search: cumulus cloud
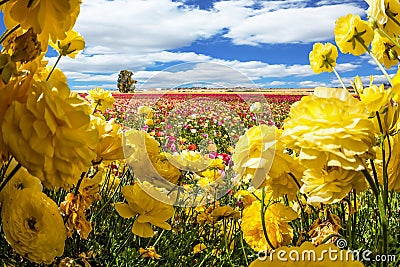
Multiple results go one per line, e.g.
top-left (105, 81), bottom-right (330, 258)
top-left (46, 0), bottom-right (368, 90)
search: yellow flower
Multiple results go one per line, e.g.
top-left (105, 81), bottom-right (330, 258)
top-left (151, 154), bottom-right (182, 184)
top-left (300, 167), bottom-right (367, 204)
top-left (90, 115), bottom-right (125, 163)
top-left (145, 118), bottom-right (154, 126)
top-left (168, 150), bottom-right (211, 172)
top-left (371, 31), bottom-right (400, 69)
top-left (193, 243), bottom-right (207, 254)
top-left (249, 242), bottom-right (364, 266)
top-left (50, 30), bottom-right (85, 59)
top-left (232, 125), bottom-right (276, 186)
top-left (367, 0), bottom-right (400, 37)
top-left (334, 14), bottom-right (374, 56)
top-left (282, 87), bottom-right (376, 171)
top-left (241, 202), bottom-right (298, 252)
top-left (210, 206), bottom-right (240, 221)
top-left (6, 28), bottom-right (42, 64)
top-left (139, 246), bottom-right (161, 260)
top-left (261, 128), bottom-right (304, 200)
top-left (114, 184), bottom-right (174, 238)
top-left (234, 189), bottom-right (258, 207)
top-left (138, 105), bottom-right (153, 116)
top-left (87, 87), bottom-right (115, 113)
top-left (0, 159), bottom-right (43, 206)
top-left (1, 188), bottom-right (66, 264)
top-left (3, 0), bottom-right (81, 50)
top-left (373, 102), bottom-right (399, 135)
top-left (359, 83), bottom-right (391, 113)
top-left (2, 76), bottom-right (98, 189)
top-left (309, 42), bottom-right (338, 74)
top-left (250, 102), bottom-right (263, 113)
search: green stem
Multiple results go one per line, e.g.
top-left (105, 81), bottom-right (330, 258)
top-left (0, 163), bottom-right (21, 193)
top-left (260, 187), bottom-right (275, 250)
top-left (46, 54), bottom-right (63, 81)
top-left (369, 159), bottom-right (380, 189)
top-left (0, 24), bottom-right (20, 44)
top-left (351, 189), bottom-right (357, 249)
top-left (361, 169), bottom-right (380, 200)
top-left (356, 36), bottom-right (392, 85)
top-left (376, 112), bottom-right (388, 212)
top-left (332, 66), bottom-right (348, 91)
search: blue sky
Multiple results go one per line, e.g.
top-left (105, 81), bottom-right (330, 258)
top-left (1, 0), bottom-right (396, 90)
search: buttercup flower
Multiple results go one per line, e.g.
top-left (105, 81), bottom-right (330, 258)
top-left (281, 87), bottom-right (376, 171)
top-left (249, 242), bottom-right (364, 266)
top-left (2, 76), bottom-right (98, 189)
top-left (50, 30), bottom-right (85, 58)
top-left (114, 184), bottom-right (174, 238)
top-left (91, 114), bottom-right (125, 163)
top-left (300, 167), bottom-right (367, 204)
top-left (261, 128), bottom-right (304, 200)
top-left (0, 159), bottom-right (43, 205)
top-left (1, 188), bottom-right (66, 264)
top-left (232, 124), bottom-right (276, 186)
top-left (241, 202), bottom-right (298, 252)
top-left (334, 14), bottom-right (374, 56)
top-left (366, 0), bottom-right (400, 37)
top-left (7, 28), bottom-right (42, 64)
top-left (391, 65), bottom-right (400, 101)
top-left (2, 0), bottom-right (81, 50)
top-left (358, 82), bottom-right (392, 113)
top-left (168, 150), bottom-right (211, 172)
top-left (371, 31), bottom-right (400, 69)
top-left (139, 246), bottom-right (161, 260)
top-left (87, 87), bottom-right (115, 113)
top-left (309, 42), bottom-right (338, 74)
top-left (151, 153), bottom-right (182, 184)
top-left (193, 243), bottom-right (207, 254)
top-left (210, 206), bottom-right (240, 221)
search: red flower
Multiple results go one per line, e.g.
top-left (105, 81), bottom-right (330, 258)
top-left (188, 144), bottom-right (197, 151)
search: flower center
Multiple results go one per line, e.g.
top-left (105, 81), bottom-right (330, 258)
top-left (27, 217), bottom-right (37, 231)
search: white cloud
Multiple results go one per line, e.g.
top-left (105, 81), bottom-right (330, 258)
top-left (299, 80), bottom-right (328, 87)
top-left (47, 0), bottom-right (368, 90)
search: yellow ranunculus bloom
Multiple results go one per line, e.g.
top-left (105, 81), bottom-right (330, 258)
top-left (193, 243), bottom-right (207, 254)
top-left (309, 42), bottom-right (338, 74)
top-left (2, 77), bottom-right (98, 189)
top-left (139, 246), bottom-right (161, 260)
top-left (359, 84), bottom-right (392, 113)
top-left (2, 0), bottom-right (81, 51)
top-left (0, 159), bottom-right (43, 206)
top-left (1, 188), bottom-right (66, 264)
top-left (151, 154), bottom-right (182, 184)
top-left (90, 115), bottom-right (125, 163)
top-left (367, 0), bottom-right (400, 37)
top-left (114, 184), bottom-right (174, 238)
top-left (232, 124), bottom-right (276, 186)
top-left (51, 30), bottom-right (85, 59)
top-left (334, 14), bottom-right (374, 56)
top-left (168, 150), bottom-right (211, 172)
top-left (282, 87), bottom-right (376, 171)
top-left (261, 128), bottom-right (304, 200)
top-left (241, 202), bottom-right (298, 252)
top-left (249, 242), bottom-right (364, 266)
top-left (87, 87), bottom-right (115, 113)
top-left (371, 31), bottom-right (400, 69)
top-left (300, 167), bottom-right (367, 204)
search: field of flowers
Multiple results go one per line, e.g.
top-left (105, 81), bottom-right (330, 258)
top-left (1, 0), bottom-right (400, 267)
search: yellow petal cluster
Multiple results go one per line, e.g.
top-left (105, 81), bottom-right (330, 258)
top-left (2, 0), bottom-right (81, 50)
top-left (334, 14), bottom-right (374, 56)
top-left (1, 188), bottom-right (66, 264)
top-left (300, 167), bottom-right (367, 204)
top-left (50, 30), bottom-right (85, 59)
top-left (309, 42), bottom-right (338, 74)
top-left (2, 76), bottom-right (98, 189)
top-left (366, 0), bottom-right (400, 37)
top-left (232, 124), bottom-right (276, 186)
top-left (371, 32), bottom-right (400, 69)
top-left (249, 242), bottom-right (364, 267)
top-left (87, 87), bottom-right (115, 113)
top-left (262, 128), bottom-right (304, 200)
top-left (114, 184), bottom-right (174, 238)
top-left (241, 202), bottom-right (298, 252)
top-left (282, 87), bottom-right (376, 171)
top-left (0, 159), bottom-right (43, 205)
top-left (91, 115), bottom-right (125, 163)
top-left (139, 246), bottom-right (161, 260)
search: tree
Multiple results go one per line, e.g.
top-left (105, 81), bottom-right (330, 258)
top-left (117, 70), bottom-right (137, 93)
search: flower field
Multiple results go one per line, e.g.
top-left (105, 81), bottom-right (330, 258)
top-left (1, 0), bottom-right (400, 267)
